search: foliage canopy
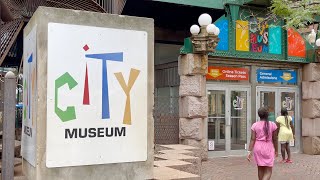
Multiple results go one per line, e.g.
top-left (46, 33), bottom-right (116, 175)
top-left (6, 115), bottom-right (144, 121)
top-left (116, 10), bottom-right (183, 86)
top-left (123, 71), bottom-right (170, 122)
top-left (271, 0), bottom-right (320, 28)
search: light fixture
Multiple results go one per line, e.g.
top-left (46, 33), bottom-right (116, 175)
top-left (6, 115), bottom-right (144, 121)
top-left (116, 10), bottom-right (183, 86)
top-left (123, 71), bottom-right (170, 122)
top-left (308, 29), bottom-right (316, 44)
top-left (316, 38), bottom-right (320, 47)
top-left (198, 13), bottom-right (212, 27)
top-left (213, 27), bottom-right (220, 36)
top-left (189, 14), bottom-right (220, 54)
top-left (190, 25), bottom-right (200, 35)
top-left (206, 24), bottom-right (220, 36)
top-left (206, 24), bottom-right (216, 34)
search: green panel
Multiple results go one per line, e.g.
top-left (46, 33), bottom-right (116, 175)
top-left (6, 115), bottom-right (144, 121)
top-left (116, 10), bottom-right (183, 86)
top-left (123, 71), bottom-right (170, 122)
top-left (152, 0), bottom-right (253, 9)
top-left (180, 38), bottom-right (192, 54)
top-left (180, 37), bottom-right (308, 63)
top-left (180, 4), bottom-right (312, 63)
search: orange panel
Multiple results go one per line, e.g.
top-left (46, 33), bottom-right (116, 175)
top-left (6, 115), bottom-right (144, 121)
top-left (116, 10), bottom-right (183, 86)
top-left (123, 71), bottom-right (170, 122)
top-left (207, 66), bottom-right (249, 81)
top-left (288, 28), bottom-right (306, 58)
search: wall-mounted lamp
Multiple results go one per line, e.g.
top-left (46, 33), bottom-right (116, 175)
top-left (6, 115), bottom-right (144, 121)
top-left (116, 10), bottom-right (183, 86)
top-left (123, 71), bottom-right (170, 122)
top-left (190, 13), bottom-right (220, 54)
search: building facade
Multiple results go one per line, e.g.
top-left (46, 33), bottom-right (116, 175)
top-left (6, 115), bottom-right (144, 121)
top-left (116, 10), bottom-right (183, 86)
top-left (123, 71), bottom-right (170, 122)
top-left (2, 0), bottom-right (319, 157)
top-left (180, 3), bottom-right (310, 156)
top-left (122, 0), bottom-right (320, 157)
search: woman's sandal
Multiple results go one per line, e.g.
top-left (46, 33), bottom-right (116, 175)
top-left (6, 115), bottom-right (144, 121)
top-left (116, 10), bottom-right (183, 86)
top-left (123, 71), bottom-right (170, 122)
top-left (286, 159), bottom-right (293, 163)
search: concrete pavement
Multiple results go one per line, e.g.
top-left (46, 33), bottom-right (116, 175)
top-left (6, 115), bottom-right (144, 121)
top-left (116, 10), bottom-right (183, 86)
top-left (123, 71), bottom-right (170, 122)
top-left (202, 153), bottom-right (320, 180)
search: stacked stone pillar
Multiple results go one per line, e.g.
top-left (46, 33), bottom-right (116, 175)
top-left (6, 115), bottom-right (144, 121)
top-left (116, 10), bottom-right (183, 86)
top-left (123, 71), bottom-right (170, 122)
top-left (302, 63), bottom-right (320, 155)
top-left (178, 54), bottom-right (208, 160)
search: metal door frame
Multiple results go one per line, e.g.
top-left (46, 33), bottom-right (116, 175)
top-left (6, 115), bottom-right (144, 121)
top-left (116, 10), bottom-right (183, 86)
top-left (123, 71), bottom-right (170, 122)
top-left (207, 84), bottom-right (251, 157)
top-left (256, 86), bottom-right (301, 153)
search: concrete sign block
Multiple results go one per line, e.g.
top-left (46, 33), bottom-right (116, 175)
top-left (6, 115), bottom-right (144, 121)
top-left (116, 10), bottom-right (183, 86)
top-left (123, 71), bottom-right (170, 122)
top-left (22, 6), bottom-right (154, 180)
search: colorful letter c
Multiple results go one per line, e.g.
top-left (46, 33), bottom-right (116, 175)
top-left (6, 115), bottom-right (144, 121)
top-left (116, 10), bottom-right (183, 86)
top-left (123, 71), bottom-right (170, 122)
top-left (55, 72), bottom-right (78, 122)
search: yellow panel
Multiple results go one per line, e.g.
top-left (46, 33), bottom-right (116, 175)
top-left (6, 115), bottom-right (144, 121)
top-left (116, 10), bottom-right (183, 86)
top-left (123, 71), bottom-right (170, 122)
top-left (236, 20), bottom-right (249, 51)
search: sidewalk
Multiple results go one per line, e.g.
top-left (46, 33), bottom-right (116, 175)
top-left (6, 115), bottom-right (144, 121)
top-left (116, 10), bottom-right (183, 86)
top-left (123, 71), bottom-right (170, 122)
top-left (202, 153), bottom-right (320, 180)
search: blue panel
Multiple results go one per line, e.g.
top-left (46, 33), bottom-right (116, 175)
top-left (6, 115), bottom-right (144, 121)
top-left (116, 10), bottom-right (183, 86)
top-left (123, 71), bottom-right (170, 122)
top-left (257, 69), bottom-right (297, 83)
top-left (268, 26), bottom-right (282, 54)
top-left (216, 20), bottom-right (229, 51)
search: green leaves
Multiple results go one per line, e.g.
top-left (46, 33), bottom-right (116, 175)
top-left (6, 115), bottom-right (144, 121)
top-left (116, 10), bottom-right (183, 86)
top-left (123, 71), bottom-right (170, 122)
top-left (271, 0), bottom-right (320, 28)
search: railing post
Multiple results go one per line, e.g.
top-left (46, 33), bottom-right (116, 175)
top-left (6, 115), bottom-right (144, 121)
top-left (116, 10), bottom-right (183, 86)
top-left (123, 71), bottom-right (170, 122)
top-left (2, 71), bottom-right (16, 180)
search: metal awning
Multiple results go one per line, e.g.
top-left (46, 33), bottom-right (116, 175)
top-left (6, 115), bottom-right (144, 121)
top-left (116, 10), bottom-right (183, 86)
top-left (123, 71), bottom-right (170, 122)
top-left (0, 19), bottom-right (24, 65)
top-left (0, 0), bottom-right (107, 66)
top-left (3, 0), bottom-right (105, 19)
top-left (151, 0), bottom-right (255, 9)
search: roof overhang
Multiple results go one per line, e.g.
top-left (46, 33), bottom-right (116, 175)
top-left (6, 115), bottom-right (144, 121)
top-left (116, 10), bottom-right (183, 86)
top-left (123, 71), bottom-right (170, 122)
top-left (150, 0), bottom-right (255, 9)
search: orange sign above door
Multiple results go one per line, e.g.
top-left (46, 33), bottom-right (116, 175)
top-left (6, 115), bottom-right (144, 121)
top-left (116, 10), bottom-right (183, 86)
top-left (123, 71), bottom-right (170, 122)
top-left (206, 66), bottom-right (249, 81)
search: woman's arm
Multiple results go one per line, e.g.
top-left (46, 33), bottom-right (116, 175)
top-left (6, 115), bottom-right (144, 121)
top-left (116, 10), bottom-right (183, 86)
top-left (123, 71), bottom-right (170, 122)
top-left (247, 130), bottom-right (256, 162)
top-left (272, 128), bottom-right (278, 156)
top-left (248, 130), bottom-right (256, 151)
top-left (290, 120), bottom-right (295, 138)
top-left (276, 122), bottom-right (280, 135)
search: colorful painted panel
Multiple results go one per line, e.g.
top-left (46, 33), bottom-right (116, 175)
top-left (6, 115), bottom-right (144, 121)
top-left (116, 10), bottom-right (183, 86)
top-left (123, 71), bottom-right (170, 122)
top-left (216, 19), bottom-right (229, 51)
top-left (236, 20), bottom-right (249, 51)
top-left (235, 15), bottom-right (284, 55)
top-left (249, 17), bottom-right (268, 53)
top-left (288, 28), bottom-right (306, 58)
top-left (269, 26), bottom-right (282, 54)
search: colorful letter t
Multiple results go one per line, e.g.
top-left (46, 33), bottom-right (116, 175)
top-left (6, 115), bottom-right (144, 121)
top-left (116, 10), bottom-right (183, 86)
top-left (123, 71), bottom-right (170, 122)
top-left (85, 53), bottom-right (123, 119)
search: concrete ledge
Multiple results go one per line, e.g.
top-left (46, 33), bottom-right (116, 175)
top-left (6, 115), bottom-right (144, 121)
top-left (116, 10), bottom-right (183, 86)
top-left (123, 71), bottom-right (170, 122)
top-left (153, 166), bottom-right (200, 180)
top-left (181, 139), bottom-right (208, 161)
top-left (153, 144), bottom-right (201, 180)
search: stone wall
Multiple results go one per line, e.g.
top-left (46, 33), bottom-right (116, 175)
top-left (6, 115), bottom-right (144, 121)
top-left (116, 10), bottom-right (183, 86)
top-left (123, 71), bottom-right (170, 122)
top-left (178, 54), bottom-right (208, 160)
top-left (302, 63), bottom-right (320, 155)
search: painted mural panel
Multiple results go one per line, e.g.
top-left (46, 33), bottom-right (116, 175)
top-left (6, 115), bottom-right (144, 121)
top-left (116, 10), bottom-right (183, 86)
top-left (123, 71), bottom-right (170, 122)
top-left (236, 20), bottom-right (249, 51)
top-left (216, 19), bottom-right (229, 51)
top-left (249, 17), bottom-right (268, 53)
top-left (269, 26), bottom-right (282, 54)
top-left (288, 28), bottom-right (306, 58)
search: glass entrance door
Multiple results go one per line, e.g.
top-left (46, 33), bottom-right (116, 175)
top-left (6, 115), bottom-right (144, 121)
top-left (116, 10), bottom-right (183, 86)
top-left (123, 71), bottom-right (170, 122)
top-left (207, 86), bottom-right (251, 156)
top-left (256, 87), bottom-right (300, 152)
top-left (208, 90), bottom-right (226, 151)
top-left (230, 90), bottom-right (249, 150)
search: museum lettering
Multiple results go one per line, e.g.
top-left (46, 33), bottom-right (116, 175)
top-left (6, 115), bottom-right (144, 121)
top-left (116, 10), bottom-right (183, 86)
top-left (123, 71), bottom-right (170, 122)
top-left (65, 127), bottom-right (126, 139)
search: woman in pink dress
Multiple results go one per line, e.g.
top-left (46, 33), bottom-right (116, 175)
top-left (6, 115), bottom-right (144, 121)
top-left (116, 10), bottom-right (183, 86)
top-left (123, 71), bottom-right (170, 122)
top-left (247, 107), bottom-right (278, 180)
